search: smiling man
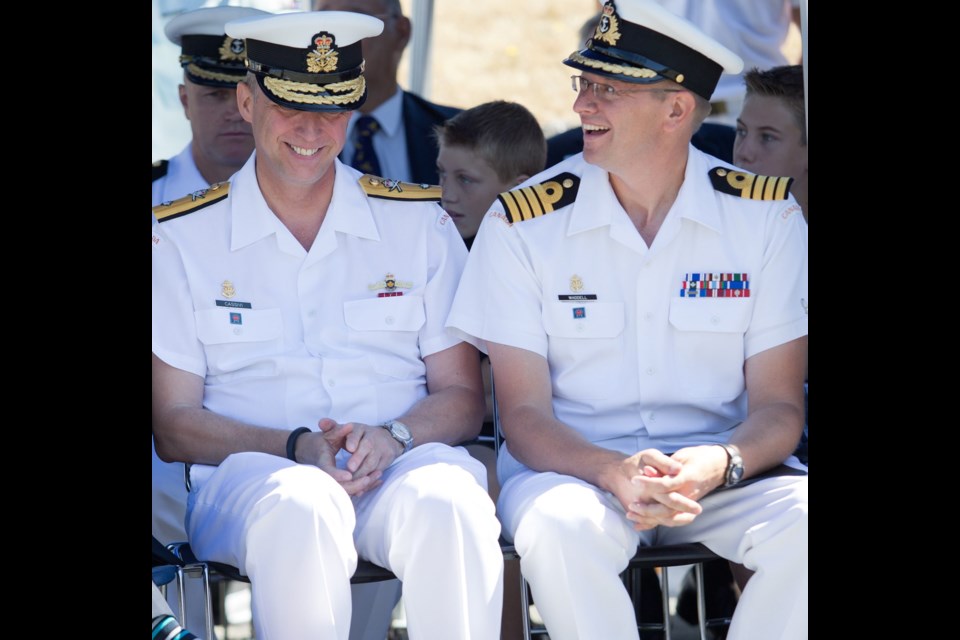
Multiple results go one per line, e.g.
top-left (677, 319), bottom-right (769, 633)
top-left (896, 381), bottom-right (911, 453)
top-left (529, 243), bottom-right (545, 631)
top-left (446, 1), bottom-right (808, 639)
top-left (152, 10), bottom-right (504, 640)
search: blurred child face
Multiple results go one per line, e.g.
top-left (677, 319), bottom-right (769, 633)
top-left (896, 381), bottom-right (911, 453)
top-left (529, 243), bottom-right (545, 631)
top-left (437, 144), bottom-right (524, 241)
top-left (733, 95), bottom-right (807, 183)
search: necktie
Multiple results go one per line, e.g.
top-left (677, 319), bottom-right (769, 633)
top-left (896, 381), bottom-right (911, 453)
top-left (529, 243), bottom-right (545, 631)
top-left (351, 115), bottom-right (382, 176)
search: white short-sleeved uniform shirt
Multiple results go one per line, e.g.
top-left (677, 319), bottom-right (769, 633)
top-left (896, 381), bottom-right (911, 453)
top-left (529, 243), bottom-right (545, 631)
top-left (446, 149), bottom-right (808, 482)
top-left (153, 153), bottom-right (469, 444)
top-left (152, 143), bottom-right (208, 206)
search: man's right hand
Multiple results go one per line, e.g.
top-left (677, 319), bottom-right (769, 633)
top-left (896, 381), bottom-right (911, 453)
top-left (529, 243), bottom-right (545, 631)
top-left (294, 418), bottom-right (383, 497)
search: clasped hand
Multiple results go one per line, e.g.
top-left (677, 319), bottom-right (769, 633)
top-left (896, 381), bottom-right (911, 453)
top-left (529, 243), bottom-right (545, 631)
top-left (297, 418), bottom-right (403, 497)
top-left (608, 446), bottom-right (727, 531)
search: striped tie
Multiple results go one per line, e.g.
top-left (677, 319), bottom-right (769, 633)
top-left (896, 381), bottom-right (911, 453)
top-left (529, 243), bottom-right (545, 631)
top-left (350, 114), bottom-right (382, 176)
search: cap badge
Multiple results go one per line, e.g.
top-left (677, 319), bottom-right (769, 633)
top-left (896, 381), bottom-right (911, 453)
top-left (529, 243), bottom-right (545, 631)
top-left (219, 36), bottom-right (246, 62)
top-left (307, 32), bottom-right (339, 73)
top-left (595, 1), bottom-right (622, 46)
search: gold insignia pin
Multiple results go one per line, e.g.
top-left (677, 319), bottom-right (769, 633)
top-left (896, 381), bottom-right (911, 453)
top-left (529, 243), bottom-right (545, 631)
top-left (221, 280), bottom-right (236, 299)
top-left (219, 36), bottom-right (246, 62)
top-left (570, 275), bottom-right (584, 293)
top-left (368, 273), bottom-right (413, 291)
top-left (595, 1), bottom-right (622, 46)
top-left (307, 32), bottom-right (339, 73)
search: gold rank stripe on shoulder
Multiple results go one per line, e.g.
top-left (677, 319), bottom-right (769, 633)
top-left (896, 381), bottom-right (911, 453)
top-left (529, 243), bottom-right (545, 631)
top-left (708, 167), bottom-right (793, 201)
top-left (153, 182), bottom-right (230, 223)
top-left (498, 172), bottom-right (580, 223)
top-left (359, 175), bottom-right (441, 201)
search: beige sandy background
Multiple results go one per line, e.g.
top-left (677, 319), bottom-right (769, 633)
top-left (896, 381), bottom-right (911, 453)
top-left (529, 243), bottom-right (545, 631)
top-left (153, 0), bottom-right (802, 160)
top-left (397, 0), bottom-right (801, 139)
top-left (398, 0), bottom-right (600, 139)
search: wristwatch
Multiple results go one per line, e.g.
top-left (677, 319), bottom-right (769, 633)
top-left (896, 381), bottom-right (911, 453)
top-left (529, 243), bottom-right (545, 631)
top-left (382, 420), bottom-right (414, 454)
top-left (718, 443), bottom-right (744, 487)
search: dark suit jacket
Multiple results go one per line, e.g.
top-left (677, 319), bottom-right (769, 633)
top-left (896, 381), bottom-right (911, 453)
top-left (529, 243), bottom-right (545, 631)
top-left (401, 90), bottom-right (461, 185)
top-left (545, 121), bottom-right (737, 169)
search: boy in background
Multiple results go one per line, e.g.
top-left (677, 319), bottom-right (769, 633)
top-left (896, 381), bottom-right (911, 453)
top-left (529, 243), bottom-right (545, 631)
top-left (435, 101), bottom-right (547, 249)
top-left (434, 100), bottom-right (547, 640)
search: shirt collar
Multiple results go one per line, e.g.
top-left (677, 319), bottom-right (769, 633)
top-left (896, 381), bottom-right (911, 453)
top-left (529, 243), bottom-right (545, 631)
top-left (229, 155), bottom-right (381, 254)
top-left (567, 159), bottom-right (623, 235)
top-left (325, 161), bottom-right (381, 241)
top-left (566, 146), bottom-right (724, 238)
top-left (672, 146), bottom-right (722, 233)
top-left (229, 152), bottom-right (276, 252)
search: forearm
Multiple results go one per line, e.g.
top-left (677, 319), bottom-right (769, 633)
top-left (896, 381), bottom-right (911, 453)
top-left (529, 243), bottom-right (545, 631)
top-left (153, 405), bottom-right (290, 466)
top-left (502, 404), bottom-right (625, 488)
top-left (729, 400), bottom-right (805, 479)
top-left (395, 382), bottom-right (485, 447)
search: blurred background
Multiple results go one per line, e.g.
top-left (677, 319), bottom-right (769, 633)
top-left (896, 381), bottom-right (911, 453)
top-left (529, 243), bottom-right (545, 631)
top-left (153, 1), bottom-right (802, 162)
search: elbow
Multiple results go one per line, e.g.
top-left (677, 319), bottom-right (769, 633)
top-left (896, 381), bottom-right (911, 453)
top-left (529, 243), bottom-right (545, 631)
top-left (153, 433), bottom-right (177, 463)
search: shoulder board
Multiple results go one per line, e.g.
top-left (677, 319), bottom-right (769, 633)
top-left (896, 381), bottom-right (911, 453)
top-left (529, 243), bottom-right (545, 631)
top-left (708, 167), bottom-right (793, 201)
top-left (153, 182), bottom-right (230, 224)
top-left (359, 175), bottom-right (441, 202)
top-left (152, 159), bottom-right (169, 182)
top-left (497, 172), bottom-right (580, 224)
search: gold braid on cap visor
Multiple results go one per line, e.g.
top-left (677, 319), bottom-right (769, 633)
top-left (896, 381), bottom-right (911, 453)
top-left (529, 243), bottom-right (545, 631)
top-left (567, 51), bottom-right (659, 79)
top-left (186, 62), bottom-right (246, 84)
top-left (263, 75), bottom-right (366, 105)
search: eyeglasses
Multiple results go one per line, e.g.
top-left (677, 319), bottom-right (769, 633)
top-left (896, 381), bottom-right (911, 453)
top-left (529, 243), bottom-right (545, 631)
top-left (570, 75), bottom-right (683, 101)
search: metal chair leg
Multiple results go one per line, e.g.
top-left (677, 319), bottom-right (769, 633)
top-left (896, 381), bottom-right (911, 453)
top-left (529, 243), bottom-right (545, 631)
top-left (179, 562), bottom-right (215, 640)
top-left (660, 566), bottom-right (672, 640)
top-left (520, 576), bottom-right (532, 640)
top-left (695, 563), bottom-right (708, 640)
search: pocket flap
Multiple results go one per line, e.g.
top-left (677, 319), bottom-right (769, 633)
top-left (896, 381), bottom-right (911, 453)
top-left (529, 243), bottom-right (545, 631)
top-left (195, 308), bottom-right (282, 344)
top-left (668, 298), bottom-right (751, 333)
top-left (343, 296), bottom-right (426, 331)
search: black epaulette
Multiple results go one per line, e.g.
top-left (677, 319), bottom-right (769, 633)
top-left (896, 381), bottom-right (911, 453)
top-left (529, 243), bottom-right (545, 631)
top-left (153, 182), bottom-right (230, 224)
top-left (152, 159), bottom-right (169, 182)
top-left (359, 175), bottom-right (441, 201)
top-left (708, 167), bottom-right (793, 201)
top-left (497, 172), bottom-right (580, 224)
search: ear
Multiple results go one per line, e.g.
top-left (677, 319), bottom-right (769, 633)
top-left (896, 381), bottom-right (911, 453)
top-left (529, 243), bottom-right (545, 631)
top-left (178, 84), bottom-right (188, 116)
top-left (236, 80), bottom-right (255, 124)
top-left (511, 174), bottom-right (529, 187)
top-left (394, 15), bottom-right (412, 50)
top-left (664, 90), bottom-right (697, 133)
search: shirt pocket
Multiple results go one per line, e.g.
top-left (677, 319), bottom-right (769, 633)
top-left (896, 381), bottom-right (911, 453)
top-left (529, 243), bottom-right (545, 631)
top-left (668, 298), bottom-right (752, 399)
top-left (342, 296), bottom-right (426, 381)
top-left (543, 301), bottom-right (625, 400)
top-left (194, 307), bottom-right (283, 383)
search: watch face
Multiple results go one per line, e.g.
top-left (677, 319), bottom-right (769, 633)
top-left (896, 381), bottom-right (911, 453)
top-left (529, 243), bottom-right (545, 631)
top-left (391, 421), bottom-right (412, 441)
top-left (730, 465), bottom-right (744, 484)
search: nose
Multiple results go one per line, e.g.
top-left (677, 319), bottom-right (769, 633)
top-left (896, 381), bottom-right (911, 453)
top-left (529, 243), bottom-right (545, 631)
top-left (573, 86), bottom-right (598, 115)
top-left (294, 111), bottom-right (335, 140)
top-left (733, 136), bottom-right (754, 167)
top-left (439, 179), bottom-right (457, 206)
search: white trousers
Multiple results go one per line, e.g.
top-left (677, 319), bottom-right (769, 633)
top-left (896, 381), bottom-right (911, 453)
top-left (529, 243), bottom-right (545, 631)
top-left (152, 437), bottom-right (188, 545)
top-left (499, 471), bottom-right (807, 640)
top-left (187, 443), bottom-right (504, 640)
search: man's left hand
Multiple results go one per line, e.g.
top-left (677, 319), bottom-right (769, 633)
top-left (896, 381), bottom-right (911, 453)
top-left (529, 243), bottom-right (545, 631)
top-left (624, 445), bottom-right (728, 530)
top-left (343, 423), bottom-right (402, 480)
